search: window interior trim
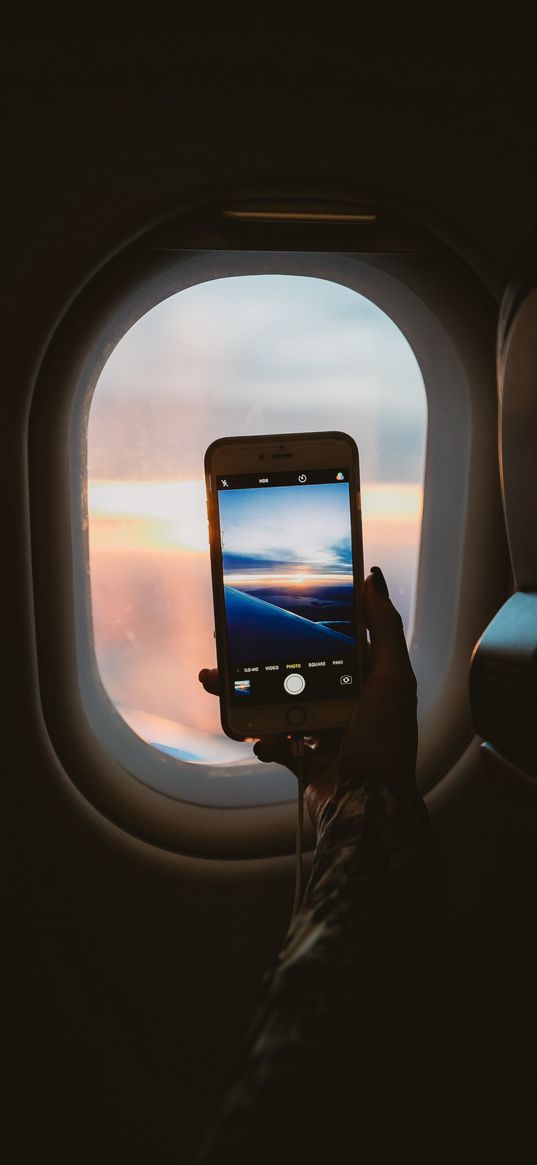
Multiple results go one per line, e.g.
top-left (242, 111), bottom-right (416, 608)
top-left (28, 213), bottom-right (508, 858)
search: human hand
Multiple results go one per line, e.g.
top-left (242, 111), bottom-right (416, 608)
top-left (199, 567), bottom-right (417, 830)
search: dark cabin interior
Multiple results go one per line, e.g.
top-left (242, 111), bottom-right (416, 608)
top-left (4, 8), bottom-right (537, 1162)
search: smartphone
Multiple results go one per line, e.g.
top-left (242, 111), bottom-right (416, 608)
top-left (205, 431), bottom-right (365, 740)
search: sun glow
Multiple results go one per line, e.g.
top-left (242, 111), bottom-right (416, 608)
top-left (88, 478), bottom-right (423, 554)
top-left (224, 572), bottom-right (353, 586)
top-left (88, 479), bottom-right (208, 553)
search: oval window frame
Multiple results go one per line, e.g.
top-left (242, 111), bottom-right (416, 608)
top-left (28, 197), bottom-right (508, 857)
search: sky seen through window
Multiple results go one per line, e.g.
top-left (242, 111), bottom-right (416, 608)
top-left (86, 274), bottom-right (427, 769)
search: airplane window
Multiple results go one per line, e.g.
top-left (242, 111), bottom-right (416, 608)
top-left (86, 273), bottom-right (427, 800)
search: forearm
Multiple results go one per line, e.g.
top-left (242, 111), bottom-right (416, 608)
top-left (195, 777), bottom-right (442, 1165)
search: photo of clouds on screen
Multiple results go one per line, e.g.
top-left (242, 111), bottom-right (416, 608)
top-left (218, 482), bottom-right (357, 664)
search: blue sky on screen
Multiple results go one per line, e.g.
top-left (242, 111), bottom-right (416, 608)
top-left (219, 482), bottom-right (353, 575)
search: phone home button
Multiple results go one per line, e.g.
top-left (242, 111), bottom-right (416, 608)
top-left (286, 705), bottom-right (307, 728)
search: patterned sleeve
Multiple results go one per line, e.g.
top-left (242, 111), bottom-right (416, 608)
top-left (194, 777), bottom-right (442, 1165)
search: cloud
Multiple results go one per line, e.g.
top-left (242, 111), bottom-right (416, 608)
top-left (89, 274), bottom-right (427, 483)
top-left (219, 482), bottom-right (354, 573)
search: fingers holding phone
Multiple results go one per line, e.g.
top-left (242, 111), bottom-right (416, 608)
top-left (199, 566), bottom-right (418, 815)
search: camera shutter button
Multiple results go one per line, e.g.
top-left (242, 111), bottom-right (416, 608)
top-left (284, 673), bottom-right (305, 695)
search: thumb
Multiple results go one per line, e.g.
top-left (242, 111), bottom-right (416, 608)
top-left (362, 568), bottom-right (415, 683)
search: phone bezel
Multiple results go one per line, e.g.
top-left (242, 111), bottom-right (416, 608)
top-left (205, 431), bottom-right (365, 740)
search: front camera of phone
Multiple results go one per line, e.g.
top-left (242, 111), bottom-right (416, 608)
top-left (259, 454), bottom-right (265, 460)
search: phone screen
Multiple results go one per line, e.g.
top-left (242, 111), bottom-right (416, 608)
top-left (215, 467), bottom-right (359, 707)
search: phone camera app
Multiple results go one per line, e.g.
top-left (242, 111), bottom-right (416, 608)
top-left (340, 674), bottom-right (353, 685)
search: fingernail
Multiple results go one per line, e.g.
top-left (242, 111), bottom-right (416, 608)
top-left (370, 566), bottom-right (389, 598)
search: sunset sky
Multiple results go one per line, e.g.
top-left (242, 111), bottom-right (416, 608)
top-left (86, 273), bottom-right (427, 771)
top-left (88, 479), bottom-right (423, 556)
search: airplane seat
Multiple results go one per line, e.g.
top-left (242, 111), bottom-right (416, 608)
top-left (418, 256), bottom-right (537, 1163)
top-left (471, 248), bottom-right (537, 779)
